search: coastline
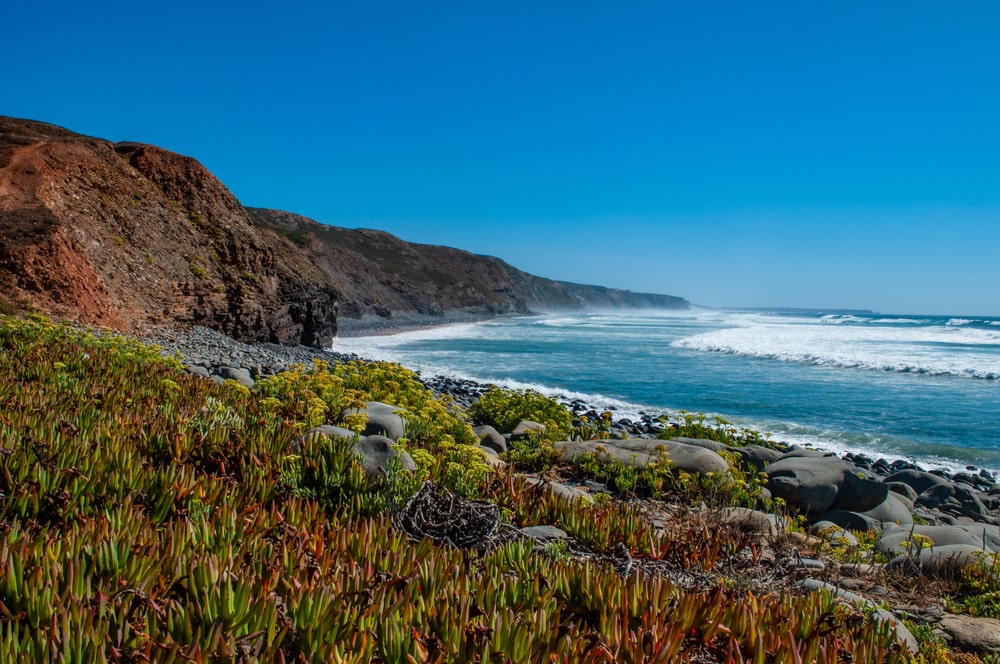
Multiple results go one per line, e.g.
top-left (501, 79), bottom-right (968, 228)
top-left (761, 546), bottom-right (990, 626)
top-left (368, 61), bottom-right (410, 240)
top-left (145, 320), bottom-right (999, 485)
top-left (334, 310), bottom-right (527, 338)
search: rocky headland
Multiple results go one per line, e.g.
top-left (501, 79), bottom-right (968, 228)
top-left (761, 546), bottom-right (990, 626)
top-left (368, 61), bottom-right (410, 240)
top-left (0, 116), bottom-right (688, 347)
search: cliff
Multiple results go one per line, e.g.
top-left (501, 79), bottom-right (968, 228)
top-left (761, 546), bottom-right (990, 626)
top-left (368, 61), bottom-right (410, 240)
top-left (0, 117), bottom-right (688, 345)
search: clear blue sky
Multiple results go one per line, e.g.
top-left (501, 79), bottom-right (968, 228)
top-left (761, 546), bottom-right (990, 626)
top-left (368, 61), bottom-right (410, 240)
top-left (5, 1), bottom-right (999, 315)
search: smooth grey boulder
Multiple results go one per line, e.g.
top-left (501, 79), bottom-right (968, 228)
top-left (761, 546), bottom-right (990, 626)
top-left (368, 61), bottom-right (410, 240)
top-left (885, 544), bottom-right (985, 577)
top-left (938, 614), bottom-right (1000, 655)
top-left (810, 521), bottom-right (859, 546)
top-left (346, 401), bottom-right (407, 440)
top-left (885, 469), bottom-right (951, 495)
top-left (522, 476), bottom-right (592, 503)
top-left (877, 524), bottom-right (1000, 556)
top-left (778, 447), bottom-right (838, 459)
top-left (857, 493), bottom-right (914, 528)
top-left (670, 437), bottom-right (730, 453)
top-left (185, 365), bottom-right (211, 379)
top-left (553, 439), bottom-right (729, 475)
top-left (510, 420), bottom-right (546, 440)
top-left (916, 483), bottom-right (992, 522)
top-left (474, 425), bottom-right (507, 454)
top-left (215, 366), bottom-right (254, 388)
top-left (817, 510), bottom-right (878, 533)
top-left (735, 444), bottom-right (783, 472)
top-left (886, 482), bottom-right (918, 505)
top-left (351, 435), bottom-right (416, 480)
top-left (765, 456), bottom-right (888, 515)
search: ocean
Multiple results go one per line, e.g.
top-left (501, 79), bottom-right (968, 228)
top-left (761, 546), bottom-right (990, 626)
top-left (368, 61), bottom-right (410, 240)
top-left (331, 309), bottom-right (1000, 476)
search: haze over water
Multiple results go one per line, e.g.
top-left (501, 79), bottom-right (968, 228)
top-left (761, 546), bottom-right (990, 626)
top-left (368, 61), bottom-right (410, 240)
top-left (334, 310), bottom-right (1000, 476)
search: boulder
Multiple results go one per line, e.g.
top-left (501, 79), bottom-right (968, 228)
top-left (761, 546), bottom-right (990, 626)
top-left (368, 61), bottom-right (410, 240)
top-left (938, 614), bottom-right (1000, 655)
top-left (718, 507), bottom-right (785, 538)
top-left (885, 469), bottom-right (951, 495)
top-left (347, 401), bottom-right (407, 440)
top-left (886, 481), bottom-right (918, 505)
top-left (510, 420), bottom-right (546, 440)
top-left (670, 437), bottom-right (731, 453)
top-left (877, 524), bottom-right (1000, 556)
top-left (765, 456), bottom-right (884, 515)
top-left (856, 494), bottom-right (914, 528)
top-left (351, 435), bottom-right (416, 480)
top-left (522, 476), bottom-right (592, 503)
top-left (810, 521), bottom-right (859, 547)
top-left (474, 425), bottom-right (507, 454)
top-left (817, 510), bottom-right (878, 533)
top-left (215, 366), bottom-right (254, 388)
top-left (885, 544), bottom-right (985, 577)
top-left (916, 483), bottom-right (992, 522)
top-left (185, 364), bottom-right (210, 379)
top-left (292, 425), bottom-right (357, 452)
top-left (735, 444), bottom-right (783, 472)
top-left (553, 439), bottom-right (729, 475)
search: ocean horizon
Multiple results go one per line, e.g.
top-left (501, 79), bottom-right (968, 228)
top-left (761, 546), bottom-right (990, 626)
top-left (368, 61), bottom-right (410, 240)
top-left (332, 308), bottom-right (1000, 476)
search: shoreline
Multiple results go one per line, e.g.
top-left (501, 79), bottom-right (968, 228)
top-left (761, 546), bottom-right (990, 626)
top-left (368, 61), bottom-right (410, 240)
top-left (144, 322), bottom-right (999, 484)
top-left (334, 310), bottom-right (527, 338)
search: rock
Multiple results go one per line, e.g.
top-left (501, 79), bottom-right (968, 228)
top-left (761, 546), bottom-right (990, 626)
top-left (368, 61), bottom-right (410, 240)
top-left (734, 444), bottom-right (783, 472)
top-left (718, 507), bottom-right (785, 538)
top-left (346, 401), bottom-right (407, 440)
top-left (885, 544), bottom-right (985, 577)
top-left (788, 557), bottom-right (825, 571)
top-left (832, 471), bottom-right (890, 513)
top-left (810, 521), bottom-right (860, 546)
top-left (669, 437), bottom-right (731, 453)
top-left (474, 425), bottom-right (507, 454)
top-left (510, 420), bottom-right (546, 440)
top-left (939, 614), bottom-right (1000, 654)
top-left (795, 580), bottom-right (916, 652)
top-left (764, 454), bottom-right (890, 517)
top-left (916, 483), bottom-right (992, 522)
top-left (522, 477), bottom-right (592, 503)
top-left (818, 510), bottom-right (878, 533)
top-left (857, 493), bottom-right (914, 528)
top-left (519, 525), bottom-right (569, 542)
top-left (885, 469), bottom-right (952, 495)
top-left (877, 524), bottom-right (1000, 556)
top-left (185, 364), bottom-right (210, 379)
top-left (215, 366), bottom-right (254, 388)
top-left (553, 439), bottom-right (729, 475)
top-left (294, 424), bottom-right (357, 451)
top-left (351, 435), bottom-right (416, 480)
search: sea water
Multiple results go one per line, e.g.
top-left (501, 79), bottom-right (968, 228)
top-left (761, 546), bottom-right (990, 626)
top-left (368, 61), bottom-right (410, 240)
top-left (332, 309), bottom-right (1000, 476)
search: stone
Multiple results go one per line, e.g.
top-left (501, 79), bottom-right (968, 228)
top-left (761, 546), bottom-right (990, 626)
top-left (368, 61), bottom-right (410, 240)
top-left (510, 420), bottom-right (546, 440)
top-left (669, 437), bottom-right (730, 453)
top-left (810, 521), bottom-right (860, 547)
top-left (939, 614), bottom-right (1000, 654)
top-left (718, 507), bottom-right (785, 538)
top-left (294, 424), bottom-right (357, 452)
top-left (522, 476), bottom-right (592, 503)
top-left (734, 444), bottom-right (783, 472)
top-left (553, 439), bottom-right (729, 475)
top-left (474, 425), bottom-right (507, 454)
top-left (857, 494), bottom-right (913, 528)
top-left (351, 435), bottom-right (416, 480)
top-left (885, 469), bottom-right (952, 495)
top-left (520, 525), bottom-right (569, 542)
top-left (185, 364), bottom-right (210, 378)
top-left (831, 471), bottom-right (890, 513)
top-left (877, 524), bottom-right (1000, 556)
top-left (765, 457), bottom-right (852, 514)
top-left (347, 401), bottom-right (407, 440)
top-left (885, 544), bottom-right (985, 577)
top-left (818, 510), bottom-right (878, 533)
top-left (215, 366), bottom-right (254, 388)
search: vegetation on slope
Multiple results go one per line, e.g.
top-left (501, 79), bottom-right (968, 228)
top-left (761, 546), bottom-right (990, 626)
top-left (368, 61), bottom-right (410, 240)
top-left (0, 315), bottom-right (969, 662)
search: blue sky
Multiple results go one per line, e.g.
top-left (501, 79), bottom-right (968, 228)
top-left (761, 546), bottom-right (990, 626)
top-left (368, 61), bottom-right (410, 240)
top-left (5, 1), bottom-right (999, 314)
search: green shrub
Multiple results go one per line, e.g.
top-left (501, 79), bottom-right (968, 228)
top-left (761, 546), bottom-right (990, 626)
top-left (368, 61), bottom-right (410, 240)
top-left (468, 385), bottom-right (572, 437)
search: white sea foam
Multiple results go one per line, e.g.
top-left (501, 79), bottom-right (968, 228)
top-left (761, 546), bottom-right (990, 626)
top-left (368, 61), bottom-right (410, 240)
top-left (947, 318), bottom-right (975, 326)
top-left (672, 318), bottom-right (1000, 379)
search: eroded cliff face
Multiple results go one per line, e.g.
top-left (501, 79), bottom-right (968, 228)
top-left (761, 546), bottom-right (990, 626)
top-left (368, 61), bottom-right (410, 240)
top-left (0, 117), bottom-right (338, 346)
top-left (0, 116), bottom-right (688, 343)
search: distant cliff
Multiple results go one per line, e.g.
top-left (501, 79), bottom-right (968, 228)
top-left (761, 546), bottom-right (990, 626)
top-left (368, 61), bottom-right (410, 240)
top-left (0, 117), bottom-right (688, 346)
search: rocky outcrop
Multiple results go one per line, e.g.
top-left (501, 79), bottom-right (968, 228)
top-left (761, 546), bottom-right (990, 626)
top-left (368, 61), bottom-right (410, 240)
top-left (0, 117), bottom-right (338, 346)
top-left (1, 116), bottom-right (689, 340)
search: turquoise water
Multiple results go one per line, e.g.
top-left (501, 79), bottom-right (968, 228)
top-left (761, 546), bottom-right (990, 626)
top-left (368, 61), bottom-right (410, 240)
top-left (332, 310), bottom-right (1000, 475)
